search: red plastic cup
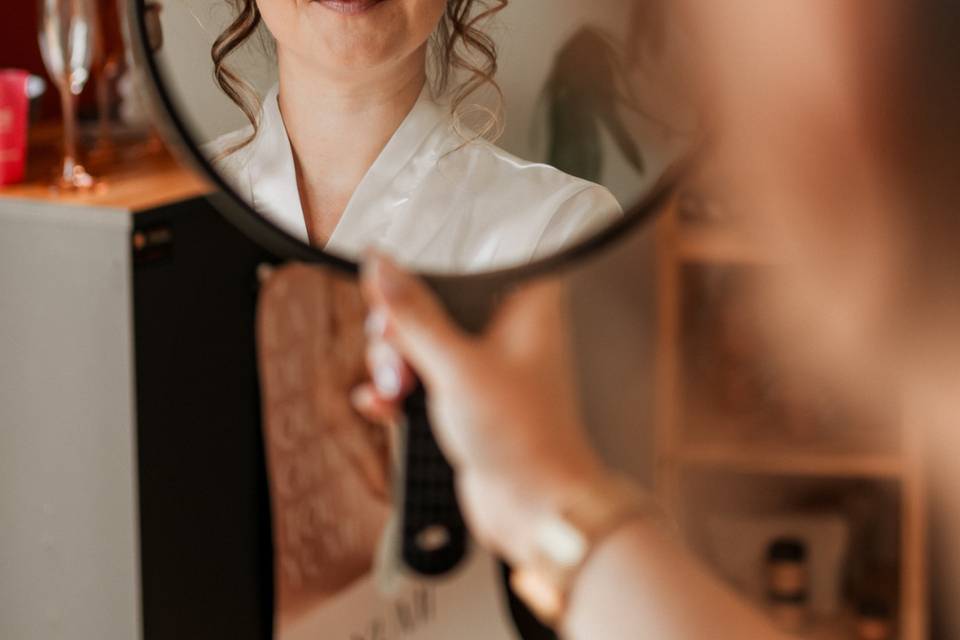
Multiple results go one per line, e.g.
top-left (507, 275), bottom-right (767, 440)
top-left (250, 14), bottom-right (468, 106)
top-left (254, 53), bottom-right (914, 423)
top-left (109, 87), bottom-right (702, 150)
top-left (0, 70), bottom-right (32, 186)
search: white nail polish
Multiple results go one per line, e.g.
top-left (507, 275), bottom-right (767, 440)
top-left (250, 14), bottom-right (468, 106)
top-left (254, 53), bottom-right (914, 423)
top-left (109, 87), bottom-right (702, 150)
top-left (365, 309), bottom-right (388, 338)
top-left (351, 386), bottom-right (373, 409)
top-left (374, 364), bottom-right (402, 399)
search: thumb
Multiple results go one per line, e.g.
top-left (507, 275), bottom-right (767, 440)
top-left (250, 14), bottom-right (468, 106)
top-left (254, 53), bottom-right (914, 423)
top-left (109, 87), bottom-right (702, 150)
top-left (361, 253), bottom-right (472, 388)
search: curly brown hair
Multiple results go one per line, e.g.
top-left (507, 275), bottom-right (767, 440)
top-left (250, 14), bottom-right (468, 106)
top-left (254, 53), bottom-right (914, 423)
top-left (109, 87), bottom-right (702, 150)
top-left (211, 0), bottom-right (508, 156)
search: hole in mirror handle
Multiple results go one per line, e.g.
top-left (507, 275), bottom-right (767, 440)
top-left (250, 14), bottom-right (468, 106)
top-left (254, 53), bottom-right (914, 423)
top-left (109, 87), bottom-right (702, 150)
top-left (400, 384), bottom-right (468, 576)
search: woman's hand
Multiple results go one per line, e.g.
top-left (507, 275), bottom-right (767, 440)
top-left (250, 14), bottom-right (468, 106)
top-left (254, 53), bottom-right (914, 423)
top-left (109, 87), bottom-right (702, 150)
top-left (351, 255), bottom-right (793, 640)
top-left (351, 254), bottom-right (608, 566)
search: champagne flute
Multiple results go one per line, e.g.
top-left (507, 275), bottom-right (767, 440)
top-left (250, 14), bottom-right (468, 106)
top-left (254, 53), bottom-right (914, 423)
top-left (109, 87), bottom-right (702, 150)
top-left (37, 0), bottom-right (99, 190)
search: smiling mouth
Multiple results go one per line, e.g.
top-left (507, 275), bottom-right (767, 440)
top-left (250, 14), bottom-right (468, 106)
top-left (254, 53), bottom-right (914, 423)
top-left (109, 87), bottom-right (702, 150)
top-left (312, 0), bottom-right (387, 16)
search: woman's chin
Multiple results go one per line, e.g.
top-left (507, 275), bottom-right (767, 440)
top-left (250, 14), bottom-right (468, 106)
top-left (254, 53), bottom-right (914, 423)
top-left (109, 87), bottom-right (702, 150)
top-left (304, 0), bottom-right (403, 57)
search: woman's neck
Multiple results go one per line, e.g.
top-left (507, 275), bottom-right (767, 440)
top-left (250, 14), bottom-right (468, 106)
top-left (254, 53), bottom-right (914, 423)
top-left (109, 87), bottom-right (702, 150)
top-left (276, 48), bottom-right (428, 247)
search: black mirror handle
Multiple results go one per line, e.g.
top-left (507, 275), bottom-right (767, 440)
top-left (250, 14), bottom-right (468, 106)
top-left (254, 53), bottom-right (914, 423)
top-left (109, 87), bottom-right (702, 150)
top-left (399, 385), bottom-right (468, 575)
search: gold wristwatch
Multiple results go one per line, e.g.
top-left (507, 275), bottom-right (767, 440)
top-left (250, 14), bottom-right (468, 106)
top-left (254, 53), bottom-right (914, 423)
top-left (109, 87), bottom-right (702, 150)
top-left (509, 474), bottom-right (663, 627)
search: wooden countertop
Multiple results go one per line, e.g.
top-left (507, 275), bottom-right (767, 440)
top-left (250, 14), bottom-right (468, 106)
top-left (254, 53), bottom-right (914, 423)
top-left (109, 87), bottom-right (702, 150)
top-left (0, 124), bottom-right (212, 212)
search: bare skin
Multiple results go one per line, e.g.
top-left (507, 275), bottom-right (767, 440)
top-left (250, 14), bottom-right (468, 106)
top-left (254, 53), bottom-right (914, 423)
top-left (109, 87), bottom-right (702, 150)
top-left (277, 49), bottom-right (426, 245)
top-left (256, 0), bottom-right (446, 245)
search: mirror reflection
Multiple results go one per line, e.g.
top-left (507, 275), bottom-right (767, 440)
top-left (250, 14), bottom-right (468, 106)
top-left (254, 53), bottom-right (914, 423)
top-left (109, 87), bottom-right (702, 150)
top-left (151, 0), bottom-right (682, 273)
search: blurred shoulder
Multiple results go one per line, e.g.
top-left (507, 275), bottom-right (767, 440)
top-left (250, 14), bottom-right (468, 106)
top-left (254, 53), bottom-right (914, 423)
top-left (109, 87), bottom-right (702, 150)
top-left (465, 137), bottom-right (620, 210)
top-left (440, 135), bottom-right (622, 258)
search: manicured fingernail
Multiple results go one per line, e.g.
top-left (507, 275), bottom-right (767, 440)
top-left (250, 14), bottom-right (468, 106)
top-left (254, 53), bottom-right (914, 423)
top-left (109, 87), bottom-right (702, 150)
top-left (364, 309), bottom-right (388, 338)
top-left (350, 386), bottom-right (375, 412)
top-left (374, 363), bottom-right (402, 399)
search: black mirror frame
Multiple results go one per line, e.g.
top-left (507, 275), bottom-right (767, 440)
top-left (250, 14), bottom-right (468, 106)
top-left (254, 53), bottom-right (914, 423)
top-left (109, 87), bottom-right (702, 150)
top-left (124, 0), bottom-right (691, 287)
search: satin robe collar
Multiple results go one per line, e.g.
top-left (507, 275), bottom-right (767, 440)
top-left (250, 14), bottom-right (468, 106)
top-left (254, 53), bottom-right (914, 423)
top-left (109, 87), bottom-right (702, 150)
top-left (246, 83), bottom-right (450, 255)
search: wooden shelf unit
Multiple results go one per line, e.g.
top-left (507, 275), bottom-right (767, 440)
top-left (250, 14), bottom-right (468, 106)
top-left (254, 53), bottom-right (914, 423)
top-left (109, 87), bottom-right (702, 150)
top-left (0, 146), bottom-right (209, 211)
top-left (653, 200), bottom-right (928, 639)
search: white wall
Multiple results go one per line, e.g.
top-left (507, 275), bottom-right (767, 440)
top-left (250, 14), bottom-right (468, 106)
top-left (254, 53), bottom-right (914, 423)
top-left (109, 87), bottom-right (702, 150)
top-left (493, 0), bottom-right (631, 155)
top-left (156, 1), bottom-right (277, 142)
top-left (494, 0), bottom-right (661, 204)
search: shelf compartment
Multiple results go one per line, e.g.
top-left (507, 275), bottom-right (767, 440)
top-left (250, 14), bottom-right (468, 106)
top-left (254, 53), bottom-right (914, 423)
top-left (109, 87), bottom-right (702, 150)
top-left (669, 443), bottom-right (905, 479)
top-left (676, 262), bottom-right (902, 456)
top-left (675, 473), bottom-right (904, 635)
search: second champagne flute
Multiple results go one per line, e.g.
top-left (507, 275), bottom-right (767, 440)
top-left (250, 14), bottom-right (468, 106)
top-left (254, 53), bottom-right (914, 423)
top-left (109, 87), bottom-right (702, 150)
top-left (37, 0), bottom-right (99, 190)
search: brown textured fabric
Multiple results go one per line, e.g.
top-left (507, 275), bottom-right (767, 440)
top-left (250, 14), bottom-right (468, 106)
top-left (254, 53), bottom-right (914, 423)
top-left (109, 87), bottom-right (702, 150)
top-left (256, 264), bottom-right (391, 626)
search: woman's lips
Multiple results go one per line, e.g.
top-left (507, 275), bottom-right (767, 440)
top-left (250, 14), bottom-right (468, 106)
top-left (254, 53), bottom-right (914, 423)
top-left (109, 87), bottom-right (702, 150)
top-left (313, 0), bottom-right (386, 16)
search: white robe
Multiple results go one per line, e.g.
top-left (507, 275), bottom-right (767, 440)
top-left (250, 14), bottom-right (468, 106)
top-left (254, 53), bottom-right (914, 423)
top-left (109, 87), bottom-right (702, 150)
top-left (209, 85), bottom-right (621, 273)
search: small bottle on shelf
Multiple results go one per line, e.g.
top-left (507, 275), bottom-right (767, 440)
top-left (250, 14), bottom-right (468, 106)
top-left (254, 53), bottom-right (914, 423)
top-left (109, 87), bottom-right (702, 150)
top-left (766, 537), bottom-right (810, 633)
top-left (856, 599), bottom-right (893, 640)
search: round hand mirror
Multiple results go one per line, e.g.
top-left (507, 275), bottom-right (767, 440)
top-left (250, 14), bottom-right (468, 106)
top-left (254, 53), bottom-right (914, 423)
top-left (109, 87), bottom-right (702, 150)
top-left (126, 0), bottom-right (692, 635)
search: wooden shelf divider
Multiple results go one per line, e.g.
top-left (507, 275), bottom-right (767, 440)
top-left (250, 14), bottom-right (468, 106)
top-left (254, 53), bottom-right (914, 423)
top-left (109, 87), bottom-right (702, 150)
top-left (669, 443), bottom-right (905, 479)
